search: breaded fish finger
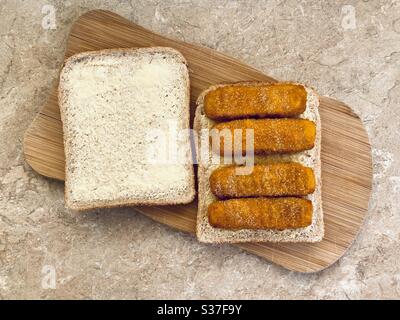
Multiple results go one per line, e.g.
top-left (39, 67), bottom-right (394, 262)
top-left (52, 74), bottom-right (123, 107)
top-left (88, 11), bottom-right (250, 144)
top-left (208, 197), bottom-right (313, 230)
top-left (210, 162), bottom-right (315, 198)
top-left (204, 83), bottom-right (307, 120)
top-left (211, 118), bottom-right (316, 155)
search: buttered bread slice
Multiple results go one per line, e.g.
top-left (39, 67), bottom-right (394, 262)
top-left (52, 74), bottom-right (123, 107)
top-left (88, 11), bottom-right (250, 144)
top-left (59, 47), bottom-right (195, 210)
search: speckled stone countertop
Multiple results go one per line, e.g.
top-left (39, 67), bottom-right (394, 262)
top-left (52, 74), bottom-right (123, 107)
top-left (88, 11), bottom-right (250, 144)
top-left (0, 0), bottom-right (399, 299)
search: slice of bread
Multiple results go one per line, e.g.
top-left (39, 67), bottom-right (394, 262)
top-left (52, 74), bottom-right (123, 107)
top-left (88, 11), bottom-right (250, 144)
top-left (194, 82), bottom-right (323, 243)
top-left (59, 47), bottom-right (195, 210)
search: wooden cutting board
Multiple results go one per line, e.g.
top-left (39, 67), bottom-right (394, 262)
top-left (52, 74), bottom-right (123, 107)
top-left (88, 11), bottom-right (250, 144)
top-left (23, 10), bottom-right (372, 273)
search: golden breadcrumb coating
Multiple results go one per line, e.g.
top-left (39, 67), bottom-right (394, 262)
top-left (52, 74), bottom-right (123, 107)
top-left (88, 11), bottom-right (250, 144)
top-left (208, 197), bottom-right (313, 230)
top-left (210, 162), bottom-right (315, 198)
top-left (211, 118), bottom-right (316, 155)
top-left (204, 83), bottom-right (307, 120)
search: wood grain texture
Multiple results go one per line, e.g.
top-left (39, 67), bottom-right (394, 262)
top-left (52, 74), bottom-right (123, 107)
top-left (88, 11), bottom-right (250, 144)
top-left (23, 10), bottom-right (372, 273)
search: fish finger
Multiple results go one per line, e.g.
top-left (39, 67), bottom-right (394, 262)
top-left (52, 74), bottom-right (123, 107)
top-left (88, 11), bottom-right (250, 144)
top-left (210, 162), bottom-right (315, 198)
top-left (208, 197), bottom-right (313, 230)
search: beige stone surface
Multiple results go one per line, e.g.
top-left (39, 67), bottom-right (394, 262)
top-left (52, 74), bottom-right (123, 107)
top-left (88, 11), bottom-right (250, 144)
top-left (0, 0), bottom-right (399, 299)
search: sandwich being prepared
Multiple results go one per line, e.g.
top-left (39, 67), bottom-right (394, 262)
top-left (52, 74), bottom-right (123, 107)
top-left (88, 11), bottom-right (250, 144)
top-left (195, 82), bottom-right (323, 243)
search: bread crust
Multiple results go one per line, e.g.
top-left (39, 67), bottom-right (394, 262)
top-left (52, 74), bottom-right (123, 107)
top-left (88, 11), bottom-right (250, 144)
top-left (195, 81), bottom-right (324, 243)
top-left (59, 47), bottom-right (195, 210)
